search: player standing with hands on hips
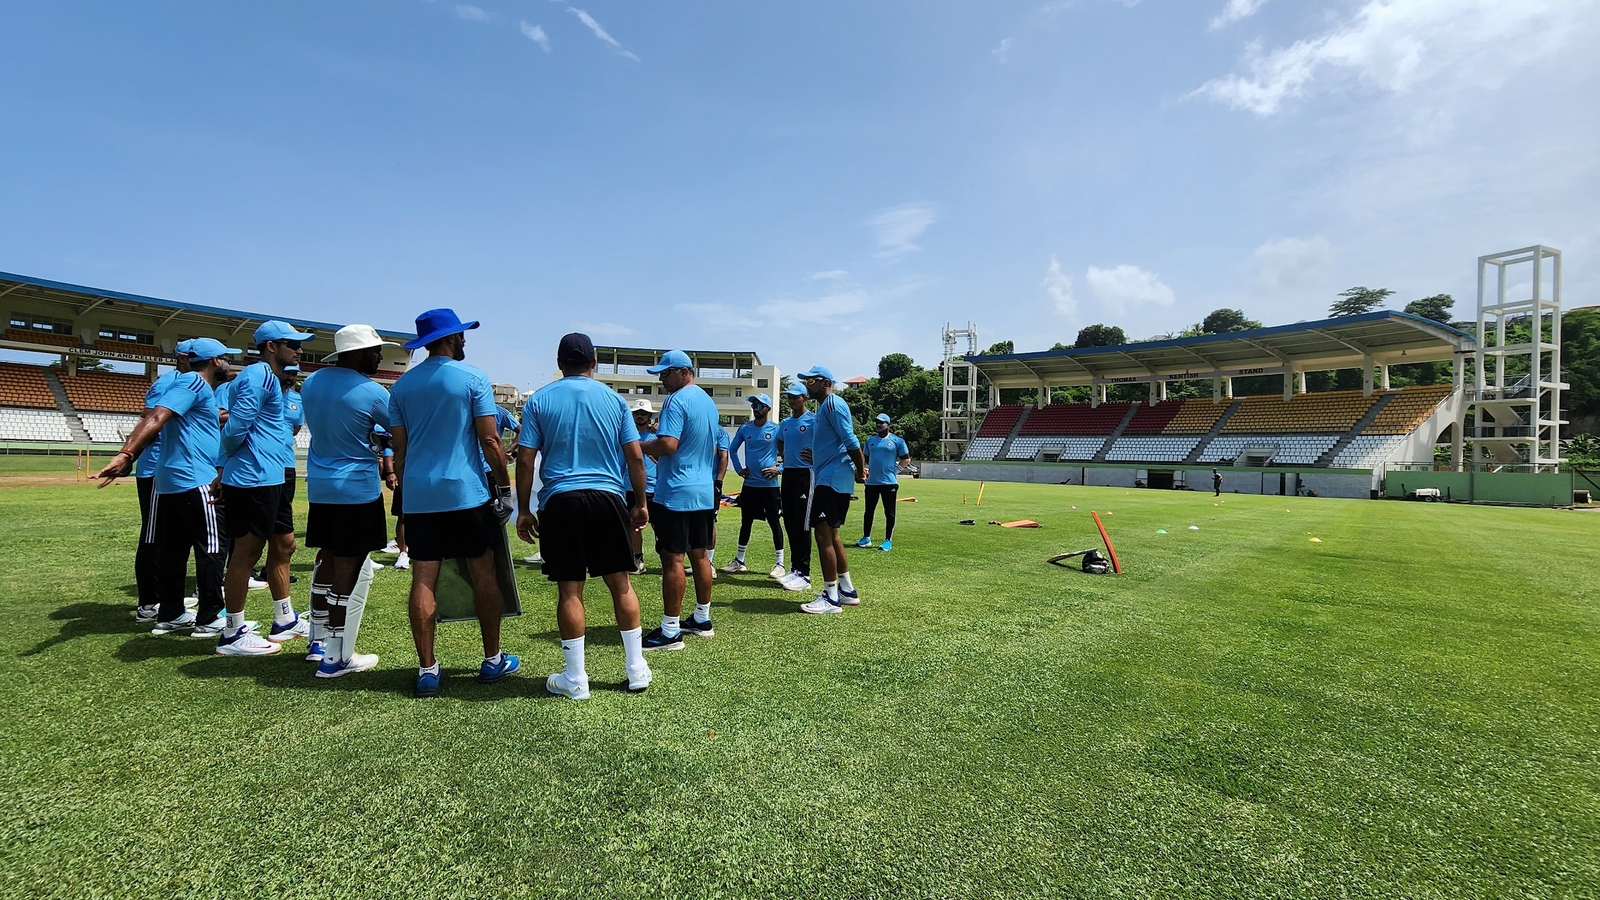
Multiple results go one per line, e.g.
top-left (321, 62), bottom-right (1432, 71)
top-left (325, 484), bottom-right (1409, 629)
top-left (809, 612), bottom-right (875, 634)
top-left (796, 366), bottom-right (867, 615)
top-left (857, 413), bottom-right (910, 551)
top-left (722, 393), bottom-right (785, 579)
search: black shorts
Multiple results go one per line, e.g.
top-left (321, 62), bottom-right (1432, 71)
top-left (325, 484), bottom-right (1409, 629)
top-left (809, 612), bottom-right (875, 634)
top-left (649, 501), bottom-right (715, 555)
top-left (306, 500), bottom-right (389, 557)
top-left (624, 490), bottom-right (654, 509)
top-left (538, 490), bottom-right (635, 582)
top-left (223, 483), bottom-right (294, 540)
top-left (138, 476), bottom-right (159, 545)
top-left (390, 485), bottom-right (403, 517)
top-left (809, 485), bottom-right (853, 528)
top-left (283, 468), bottom-right (297, 502)
top-left (405, 503), bottom-right (501, 562)
top-left (738, 485), bottom-right (781, 518)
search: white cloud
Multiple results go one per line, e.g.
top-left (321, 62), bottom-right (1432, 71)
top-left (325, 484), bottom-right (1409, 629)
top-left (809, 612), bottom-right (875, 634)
top-left (992, 38), bottom-right (1012, 63)
top-left (1251, 236), bottom-right (1334, 293)
top-left (570, 320), bottom-right (635, 340)
top-left (867, 203), bottom-right (937, 260)
top-left (1193, 0), bottom-right (1580, 116)
top-left (809, 269), bottom-right (849, 281)
top-left (1208, 0), bottom-right (1269, 32)
top-left (452, 4), bottom-right (490, 22)
top-left (1043, 255), bottom-right (1075, 320)
top-left (566, 6), bottom-right (640, 62)
top-left (1085, 264), bottom-right (1175, 312)
top-left (519, 21), bottom-right (551, 52)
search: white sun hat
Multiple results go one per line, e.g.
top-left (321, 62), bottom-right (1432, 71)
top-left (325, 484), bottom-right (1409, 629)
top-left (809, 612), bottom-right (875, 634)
top-left (322, 324), bottom-right (402, 363)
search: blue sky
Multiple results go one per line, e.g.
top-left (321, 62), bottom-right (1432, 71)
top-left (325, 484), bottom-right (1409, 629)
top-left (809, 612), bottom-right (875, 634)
top-left (2, 0), bottom-right (1596, 389)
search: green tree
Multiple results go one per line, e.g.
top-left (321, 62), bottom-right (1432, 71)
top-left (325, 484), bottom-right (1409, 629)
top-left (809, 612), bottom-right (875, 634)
top-left (877, 352), bottom-right (916, 382)
top-left (983, 340), bottom-right (1014, 356)
top-left (1562, 306), bottom-right (1600, 418)
top-left (1202, 308), bottom-right (1262, 334)
top-left (1330, 286), bottom-right (1394, 317)
top-left (1404, 293), bottom-right (1455, 323)
top-left (1074, 324), bottom-right (1127, 348)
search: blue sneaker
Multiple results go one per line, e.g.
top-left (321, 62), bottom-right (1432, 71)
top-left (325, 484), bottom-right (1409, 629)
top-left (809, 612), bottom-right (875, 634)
top-left (267, 613), bottom-right (309, 643)
top-left (642, 626), bottom-right (684, 651)
top-left (305, 640), bottom-right (327, 662)
top-left (478, 653), bottom-right (521, 683)
top-left (880, 540), bottom-right (893, 552)
top-left (854, 536), bottom-right (872, 548)
top-left (839, 588), bottom-right (861, 606)
top-left (416, 669), bottom-right (441, 698)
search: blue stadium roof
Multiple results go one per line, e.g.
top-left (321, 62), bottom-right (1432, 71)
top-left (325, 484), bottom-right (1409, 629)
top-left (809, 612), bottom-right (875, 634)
top-left (965, 311), bottom-right (1474, 386)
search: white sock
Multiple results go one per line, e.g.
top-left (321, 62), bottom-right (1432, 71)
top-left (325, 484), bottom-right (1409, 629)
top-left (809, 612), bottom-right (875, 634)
top-left (825, 581), bottom-right (839, 601)
top-left (620, 626), bottom-right (644, 668)
top-left (735, 544), bottom-right (747, 563)
top-left (661, 614), bottom-right (680, 637)
top-left (776, 549), bottom-right (785, 567)
top-left (707, 549), bottom-right (716, 564)
top-left (693, 602), bottom-right (712, 623)
top-left (560, 636), bottom-right (586, 681)
top-left (273, 597), bottom-right (295, 625)
top-left (839, 571), bottom-right (855, 593)
top-left (226, 611), bottom-right (246, 633)
top-left (420, 661), bottom-right (440, 676)
top-left (485, 650), bottom-right (504, 667)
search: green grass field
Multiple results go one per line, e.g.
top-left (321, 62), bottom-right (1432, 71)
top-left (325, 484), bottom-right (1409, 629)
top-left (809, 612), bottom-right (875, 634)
top-left (2, 456), bottom-right (1597, 899)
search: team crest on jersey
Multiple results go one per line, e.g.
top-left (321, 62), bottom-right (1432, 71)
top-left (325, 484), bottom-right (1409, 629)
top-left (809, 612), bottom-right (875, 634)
top-left (764, 433), bottom-right (773, 441)
top-left (799, 425), bottom-right (808, 433)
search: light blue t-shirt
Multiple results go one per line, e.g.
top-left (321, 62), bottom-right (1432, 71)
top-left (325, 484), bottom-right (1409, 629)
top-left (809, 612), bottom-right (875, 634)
top-left (866, 433), bottom-right (910, 486)
top-left (653, 383), bottom-right (721, 511)
top-left (812, 394), bottom-right (861, 495)
top-left (214, 378), bottom-right (236, 411)
top-left (136, 370), bottom-right (181, 478)
top-left (730, 420), bottom-right (781, 488)
top-left (517, 376), bottom-right (640, 510)
top-left (220, 362), bottom-right (293, 488)
top-left (639, 427), bottom-right (657, 492)
top-left (285, 388), bottom-right (304, 431)
top-left (152, 373), bottom-right (221, 495)
top-left (778, 411), bottom-right (815, 471)
top-left (389, 355), bottom-right (498, 514)
top-left (300, 367), bottom-right (392, 504)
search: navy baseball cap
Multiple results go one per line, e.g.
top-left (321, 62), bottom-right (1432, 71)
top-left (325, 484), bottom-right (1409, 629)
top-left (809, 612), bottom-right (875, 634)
top-left (253, 320), bottom-right (314, 344)
top-left (797, 365), bottom-right (835, 383)
top-left (875, 413), bottom-right (891, 423)
top-left (783, 382), bottom-right (807, 397)
top-left (405, 308), bottom-right (480, 350)
top-left (187, 338), bottom-right (241, 362)
top-left (748, 393), bottom-right (772, 408)
top-left (558, 333), bottom-right (596, 367)
top-left (647, 349), bottom-right (693, 374)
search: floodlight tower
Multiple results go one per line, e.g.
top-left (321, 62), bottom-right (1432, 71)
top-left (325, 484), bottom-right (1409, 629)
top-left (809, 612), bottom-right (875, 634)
top-left (941, 322), bottom-right (981, 461)
top-left (1470, 246), bottom-right (1566, 472)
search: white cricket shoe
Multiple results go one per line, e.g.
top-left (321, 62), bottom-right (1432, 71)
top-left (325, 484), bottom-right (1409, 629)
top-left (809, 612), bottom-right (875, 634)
top-left (625, 662), bottom-right (653, 693)
top-left (134, 604), bottom-right (160, 623)
top-left (267, 614), bottom-right (311, 643)
top-left (521, 553), bottom-right (543, 565)
top-left (382, 540), bottom-right (401, 554)
top-left (780, 572), bottom-right (812, 593)
top-left (151, 611), bottom-right (196, 634)
top-left (316, 653), bottom-right (379, 678)
top-left (768, 564), bottom-right (786, 580)
top-left (247, 577), bottom-right (268, 590)
top-left (394, 552), bottom-right (410, 570)
top-left (183, 596), bottom-right (199, 610)
top-left (215, 627), bottom-right (282, 657)
top-left (799, 594), bottom-right (843, 615)
top-left (545, 671), bottom-right (591, 700)
top-left (720, 560), bottom-right (748, 574)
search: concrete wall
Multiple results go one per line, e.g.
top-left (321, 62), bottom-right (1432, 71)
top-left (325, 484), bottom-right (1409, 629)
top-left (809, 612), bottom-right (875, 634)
top-left (920, 461), bottom-right (1375, 499)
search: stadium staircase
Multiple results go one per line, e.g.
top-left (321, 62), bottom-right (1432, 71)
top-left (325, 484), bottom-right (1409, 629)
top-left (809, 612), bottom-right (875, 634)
top-left (42, 369), bottom-right (91, 444)
top-left (992, 406), bottom-right (1033, 461)
top-left (1182, 398), bottom-right (1242, 464)
top-left (1089, 403), bottom-right (1142, 463)
top-left (1315, 392), bottom-right (1396, 467)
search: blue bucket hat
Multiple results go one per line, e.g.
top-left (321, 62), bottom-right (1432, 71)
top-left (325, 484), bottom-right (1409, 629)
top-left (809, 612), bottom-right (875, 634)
top-left (187, 338), bottom-right (241, 362)
top-left (748, 393), bottom-right (773, 408)
top-left (253, 320), bottom-right (315, 344)
top-left (174, 339), bottom-right (196, 357)
top-left (646, 349), bottom-right (693, 374)
top-left (797, 365), bottom-right (835, 383)
top-left (404, 308), bottom-right (480, 350)
top-left (783, 382), bottom-right (808, 397)
top-left (875, 413), bottom-right (891, 424)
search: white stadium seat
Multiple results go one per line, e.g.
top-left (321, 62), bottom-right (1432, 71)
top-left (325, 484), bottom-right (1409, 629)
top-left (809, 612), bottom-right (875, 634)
top-left (1104, 436), bottom-right (1200, 462)
top-left (0, 407), bottom-right (74, 442)
top-left (1005, 436), bottom-right (1105, 461)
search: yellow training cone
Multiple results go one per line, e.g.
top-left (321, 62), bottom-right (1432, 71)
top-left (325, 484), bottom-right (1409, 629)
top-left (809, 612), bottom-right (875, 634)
top-left (1309, 537), bottom-right (1322, 543)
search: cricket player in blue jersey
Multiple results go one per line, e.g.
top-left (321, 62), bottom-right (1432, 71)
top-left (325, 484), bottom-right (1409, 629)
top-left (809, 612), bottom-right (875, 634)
top-left (858, 413), bottom-right (911, 551)
top-left (774, 382), bottom-right (814, 591)
top-left (795, 366), bottom-right (866, 615)
top-left (722, 393), bottom-right (785, 579)
top-left (130, 339), bottom-right (193, 623)
top-left (627, 398), bottom-right (658, 574)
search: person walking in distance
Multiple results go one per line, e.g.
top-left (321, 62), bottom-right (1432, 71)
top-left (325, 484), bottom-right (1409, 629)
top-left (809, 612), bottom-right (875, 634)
top-left (515, 333), bottom-right (654, 699)
top-left (795, 366), bottom-right (866, 615)
top-left (722, 393), bottom-right (785, 579)
top-left (857, 413), bottom-right (910, 551)
top-left (388, 308), bottom-right (520, 698)
top-left (774, 382), bottom-right (814, 592)
top-left (1212, 468), bottom-right (1223, 497)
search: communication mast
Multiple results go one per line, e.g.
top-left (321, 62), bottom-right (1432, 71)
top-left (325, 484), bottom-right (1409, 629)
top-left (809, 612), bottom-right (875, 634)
top-left (1470, 246), bottom-right (1566, 472)
top-left (941, 322), bottom-right (981, 461)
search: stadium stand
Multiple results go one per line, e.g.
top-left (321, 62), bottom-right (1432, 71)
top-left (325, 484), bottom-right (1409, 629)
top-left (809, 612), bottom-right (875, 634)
top-left (0, 363), bottom-right (58, 409)
top-left (0, 408), bottom-right (73, 442)
top-left (1331, 435), bottom-right (1407, 469)
top-left (1006, 436), bottom-right (1105, 461)
top-left (5, 328), bottom-right (80, 349)
top-left (78, 412), bottom-right (141, 444)
top-left (59, 371), bottom-right (147, 413)
top-left (93, 338), bottom-right (159, 358)
top-left (1103, 436), bottom-right (1200, 462)
top-left (1222, 391), bottom-right (1378, 434)
top-left (1018, 402), bottom-right (1130, 435)
top-left (975, 404), bottom-right (1024, 437)
top-left (963, 437), bottom-right (1004, 461)
top-left (1200, 434), bottom-right (1341, 466)
top-left (294, 429), bottom-right (311, 450)
top-left (1159, 398), bottom-right (1230, 434)
top-left (1366, 383), bottom-right (1453, 434)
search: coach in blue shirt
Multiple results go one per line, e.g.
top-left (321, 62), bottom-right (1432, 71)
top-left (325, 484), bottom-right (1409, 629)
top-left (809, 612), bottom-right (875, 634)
top-left (516, 332), bottom-right (653, 699)
top-left (300, 324), bottom-right (399, 678)
top-left (389, 308), bottom-right (519, 697)
top-left (637, 349), bottom-right (720, 651)
top-left (858, 413), bottom-right (911, 551)
top-left (796, 365), bottom-right (866, 615)
top-left (627, 398), bottom-right (657, 573)
top-left (774, 382), bottom-right (814, 590)
top-left (97, 338), bottom-right (238, 643)
top-left (130, 339), bottom-right (193, 623)
top-left (723, 393), bottom-right (785, 579)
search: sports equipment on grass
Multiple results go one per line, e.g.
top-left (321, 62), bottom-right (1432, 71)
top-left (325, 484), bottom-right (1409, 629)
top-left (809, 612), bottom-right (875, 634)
top-left (435, 525), bottom-right (522, 624)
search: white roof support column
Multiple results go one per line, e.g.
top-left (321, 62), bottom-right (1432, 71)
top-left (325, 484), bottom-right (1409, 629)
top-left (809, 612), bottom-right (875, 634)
top-left (1362, 354), bottom-right (1375, 397)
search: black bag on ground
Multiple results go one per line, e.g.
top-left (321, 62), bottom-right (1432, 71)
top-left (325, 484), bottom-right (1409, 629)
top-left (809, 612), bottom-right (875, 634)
top-left (1082, 549), bottom-right (1111, 575)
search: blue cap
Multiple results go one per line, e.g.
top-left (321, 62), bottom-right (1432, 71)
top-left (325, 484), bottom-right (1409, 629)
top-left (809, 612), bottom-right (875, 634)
top-left (797, 365), bottom-right (835, 383)
top-left (253, 320), bottom-right (315, 344)
top-left (748, 393), bottom-right (772, 408)
top-left (646, 349), bottom-right (693, 374)
top-left (404, 308), bottom-right (480, 350)
top-left (174, 339), bottom-right (196, 357)
top-left (875, 413), bottom-right (891, 423)
top-left (783, 382), bottom-right (808, 397)
top-left (186, 338), bottom-right (241, 362)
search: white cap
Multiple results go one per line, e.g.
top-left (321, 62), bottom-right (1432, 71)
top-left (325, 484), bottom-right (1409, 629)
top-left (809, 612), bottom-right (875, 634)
top-left (322, 324), bottom-right (402, 363)
top-left (630, 398), bottom-right (656, 413)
